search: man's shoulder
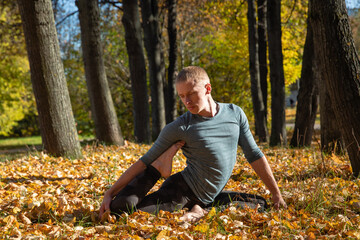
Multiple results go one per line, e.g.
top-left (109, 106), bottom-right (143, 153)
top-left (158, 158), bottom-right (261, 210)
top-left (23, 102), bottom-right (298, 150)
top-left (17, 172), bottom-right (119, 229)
top-left (170, 111), bottom-right (192, 128)
top-left (219, 102), bottom-right (243, 114)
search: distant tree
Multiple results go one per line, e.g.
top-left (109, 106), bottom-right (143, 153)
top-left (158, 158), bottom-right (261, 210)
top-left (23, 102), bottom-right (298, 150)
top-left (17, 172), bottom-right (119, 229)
top-left (257, 0), bottom-right (268, 119)
top-left (247, 0), bottom-right (268, 142)
top-left (267, 0), bottom-right (287, 146)
top-left (140, 0), bottom-right (166, 140)
top-left (17, 0), bottom-right (82, 158)
top-left (165, 0), bottom-right (178, 124)
top-left (310, 0), bottom-right (360, 176)
top-left (290, 18), bottom-right (319, 147)
top-left (76, 0), bottom-right (124, 146)
top-left (122, 0), bottom-right (151, 143)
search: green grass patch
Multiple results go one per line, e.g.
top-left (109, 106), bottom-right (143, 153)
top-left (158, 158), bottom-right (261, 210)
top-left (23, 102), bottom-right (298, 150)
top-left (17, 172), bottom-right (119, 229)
top-left (0, 136), bottom-right (42, 150)
top-left (0, 135), bottom-right (95, 151)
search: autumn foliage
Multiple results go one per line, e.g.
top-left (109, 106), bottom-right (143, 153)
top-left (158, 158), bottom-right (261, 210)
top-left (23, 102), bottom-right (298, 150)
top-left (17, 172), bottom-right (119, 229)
top-left (1, 141), bottom-right (359, 239)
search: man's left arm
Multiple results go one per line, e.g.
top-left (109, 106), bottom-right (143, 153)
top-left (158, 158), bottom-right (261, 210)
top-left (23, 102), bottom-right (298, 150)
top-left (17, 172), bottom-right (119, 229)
top-left (250, 156), bottom-right (287, 209)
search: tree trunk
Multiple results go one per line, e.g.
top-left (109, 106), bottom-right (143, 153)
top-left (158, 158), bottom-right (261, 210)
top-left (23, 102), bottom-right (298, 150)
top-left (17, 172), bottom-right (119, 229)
top-left (290, 17), bottom-right (319, 147)
top-left (247, 0), bottom-right (268, 142)
top-left (122, 0), bottom-right (151, 143)
top-left (140, 0), bottom-right (166, 140)
top-left (76, 0), bottom-right (124, 146)
top-left (17, 0), bottom-right (82, 158)
top-left (310, 0), bottom-right (360, 177)
top-left (165, 0), bottom-right (178, 124)
top-left (267, 0), bottom-right (287, 146)
top-left (258, 0), bottom-right (268, 120)
top-left (319, 83), bottom-right (343, 153)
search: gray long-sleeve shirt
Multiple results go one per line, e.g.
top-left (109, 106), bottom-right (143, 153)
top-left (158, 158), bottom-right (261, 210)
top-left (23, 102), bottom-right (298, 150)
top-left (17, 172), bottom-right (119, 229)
top-left (140, 103), bottom-right (264, 204)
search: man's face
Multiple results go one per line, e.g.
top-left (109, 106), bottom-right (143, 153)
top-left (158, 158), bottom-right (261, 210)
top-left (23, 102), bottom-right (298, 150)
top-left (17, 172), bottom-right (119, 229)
top-left (176, 79), bottom-right (210, 115)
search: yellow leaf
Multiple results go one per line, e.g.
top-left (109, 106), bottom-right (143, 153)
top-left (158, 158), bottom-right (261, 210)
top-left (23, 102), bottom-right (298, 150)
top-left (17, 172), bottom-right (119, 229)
top-left (12, 207), bottom-right (21, 214)
top-left (268, 219), bottom-right (279, 226)
top-left (206, 207), bottom-right (216, 220)
top-left (194, 223), bottom-right (209, 233)
top-left (130, 235), bottom-right (143, 240)
top-left (346, 230), bottom-right (360, 239)
top-left (282, 220), bottom-right (294, 229)
top-left (4, 215), bottom-right (19, 228)
top-left (157, 229), bottom-right (169, 240)
top-left (307, 232), bottom-right (316, 240)
top-left (273, 215), bottom-right (280, 222)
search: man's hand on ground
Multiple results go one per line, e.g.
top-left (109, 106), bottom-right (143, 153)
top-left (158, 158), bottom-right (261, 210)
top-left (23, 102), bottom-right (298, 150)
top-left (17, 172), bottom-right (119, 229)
top-left (272, 194), bottom-right (287, 209)
top-left (99, 192), bottom-right (112, 219)
top-left (179, 204), bottom-right (208, 222)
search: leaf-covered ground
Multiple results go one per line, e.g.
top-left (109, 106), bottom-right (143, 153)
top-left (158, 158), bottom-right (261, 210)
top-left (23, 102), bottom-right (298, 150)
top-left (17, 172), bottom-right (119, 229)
top-left (0, 141), bottom-right (359, 239)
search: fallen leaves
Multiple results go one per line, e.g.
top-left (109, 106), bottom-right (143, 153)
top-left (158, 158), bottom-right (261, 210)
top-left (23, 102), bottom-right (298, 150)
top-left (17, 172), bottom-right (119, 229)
top-left (0, 142), bottom-right (359, 239)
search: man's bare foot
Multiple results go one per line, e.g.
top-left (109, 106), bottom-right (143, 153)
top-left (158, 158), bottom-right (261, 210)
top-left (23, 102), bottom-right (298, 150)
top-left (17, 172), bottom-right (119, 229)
top-left (179, 204), bottom-right (208, 222)
top-left (151, 141), bottom-right (185, 178)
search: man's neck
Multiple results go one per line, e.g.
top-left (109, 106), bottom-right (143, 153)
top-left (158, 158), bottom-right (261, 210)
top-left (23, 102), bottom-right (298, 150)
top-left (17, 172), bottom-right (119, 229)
top-left (200, 98), bottom-right (218, 118)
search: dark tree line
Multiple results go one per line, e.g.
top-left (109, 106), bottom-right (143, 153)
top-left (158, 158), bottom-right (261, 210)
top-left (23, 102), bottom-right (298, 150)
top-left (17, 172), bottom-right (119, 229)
top-left (247, 0), bottom-right (287, 146)
top-left (247, 0), bottom-right (359, 175)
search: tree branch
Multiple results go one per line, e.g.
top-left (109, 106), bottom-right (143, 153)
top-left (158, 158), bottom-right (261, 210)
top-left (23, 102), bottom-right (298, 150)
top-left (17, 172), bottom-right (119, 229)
top-left (284, 0), bottom-right (298, 24)
top-left (56, 11), bottom-right (78, 27)
top-left (99, 0), bottom-right (123, 11)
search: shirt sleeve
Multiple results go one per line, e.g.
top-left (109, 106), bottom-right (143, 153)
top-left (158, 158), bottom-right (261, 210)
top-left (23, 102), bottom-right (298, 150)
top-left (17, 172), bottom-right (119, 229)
top-left (140, 118), bottom-right (183, 166)
top-left (237, 108), bottom-right (264, 163)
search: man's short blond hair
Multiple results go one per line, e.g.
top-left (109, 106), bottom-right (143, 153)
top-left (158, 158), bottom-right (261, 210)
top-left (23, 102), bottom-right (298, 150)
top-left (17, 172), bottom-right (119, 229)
top-left (176, 66), bottom-right (210, 85)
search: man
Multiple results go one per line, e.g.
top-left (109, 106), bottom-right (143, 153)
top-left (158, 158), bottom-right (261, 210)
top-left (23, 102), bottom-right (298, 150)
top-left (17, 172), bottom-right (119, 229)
top-left (99, 66), bottom-right (286, 221)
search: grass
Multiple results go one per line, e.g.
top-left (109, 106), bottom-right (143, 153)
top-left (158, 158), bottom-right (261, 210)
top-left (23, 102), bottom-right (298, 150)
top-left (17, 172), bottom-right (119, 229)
top-left (0, 135), bottom-right (95, 151)
top-left (0, 136), bottom-right (42, 150)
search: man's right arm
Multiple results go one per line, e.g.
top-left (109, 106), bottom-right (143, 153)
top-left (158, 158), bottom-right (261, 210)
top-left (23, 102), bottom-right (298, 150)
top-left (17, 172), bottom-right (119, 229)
top-left (99, 159), bottom-right (146, 218)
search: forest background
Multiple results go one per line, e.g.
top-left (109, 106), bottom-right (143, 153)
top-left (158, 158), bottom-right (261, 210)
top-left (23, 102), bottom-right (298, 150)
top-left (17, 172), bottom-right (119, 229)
top-left (0, 0), bottom-right (357, 141)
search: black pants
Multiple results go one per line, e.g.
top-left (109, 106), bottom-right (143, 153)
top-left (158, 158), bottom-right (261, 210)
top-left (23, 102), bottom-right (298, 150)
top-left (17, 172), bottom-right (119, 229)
top-left (110, 165), bottom-right (268, 215)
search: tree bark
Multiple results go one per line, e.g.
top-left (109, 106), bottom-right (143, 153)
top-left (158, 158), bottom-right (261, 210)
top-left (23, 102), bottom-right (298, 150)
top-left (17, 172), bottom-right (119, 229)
top-left (290, 17), bottom-right (319, 147)
top-left (140, 0), bottom-right (166, 140)
top-left (17, 0), bottom-right (82, 158)
top-left (247, 0), bottom-right (268, 142)
top-left (319, 83), bottom-right (343, 153)
top-left (165, 0), bottom-right (178, 124)
top-left (77, 0), bottom-right (124, 146)
top-left (122, 0), bottom-right (151, 143)
top-left (267, 0), bottom-right (287, 146)
top-left (310, 0), bottom-right (360, 177)
top-left (258, 0), bottom-right (268, 119)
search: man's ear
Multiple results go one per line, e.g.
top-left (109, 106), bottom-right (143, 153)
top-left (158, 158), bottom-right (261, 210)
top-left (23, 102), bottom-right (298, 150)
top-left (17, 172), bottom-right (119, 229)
top-left (205, 83), bottom-right (212, 94)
